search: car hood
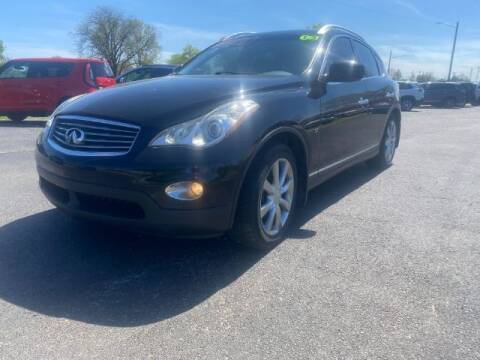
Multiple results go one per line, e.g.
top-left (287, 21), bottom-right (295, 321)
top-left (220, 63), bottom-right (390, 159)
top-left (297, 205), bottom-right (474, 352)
top-left (61, 75), bottom-right (304, 128)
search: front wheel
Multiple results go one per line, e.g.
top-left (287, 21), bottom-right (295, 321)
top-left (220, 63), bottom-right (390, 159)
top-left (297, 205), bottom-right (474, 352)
top-left (367, 117), bottom-right (398, 169)
top-left (8, 114), bottom-right (27, 122)
top-left (230, 144), bottom-right (297, 249)
top-left (401, 98), bottom-right (414, 111)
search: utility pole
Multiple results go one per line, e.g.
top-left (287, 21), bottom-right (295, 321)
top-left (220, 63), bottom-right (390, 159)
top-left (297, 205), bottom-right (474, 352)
top-left (447, 21), bottom-right (459, 81)
top-left (387, 49), bottom-right (392, 75)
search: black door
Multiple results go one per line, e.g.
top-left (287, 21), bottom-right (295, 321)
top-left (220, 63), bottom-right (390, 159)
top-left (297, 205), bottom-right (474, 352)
top-left (306, 36), bottom-right (370, 175)
top-left (351, 40), bottom-right (393, 146)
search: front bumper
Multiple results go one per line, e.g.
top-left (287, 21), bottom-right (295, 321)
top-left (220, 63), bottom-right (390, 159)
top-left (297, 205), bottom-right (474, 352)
top-left (35, 138), bottom-right (250, 237)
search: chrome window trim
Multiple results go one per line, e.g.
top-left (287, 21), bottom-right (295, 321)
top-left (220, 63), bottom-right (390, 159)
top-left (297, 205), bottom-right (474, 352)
top-left (308, 144), bottom-right (379, 178)
top-left (317, 34), bottom-right (355, 80)
top-left (316, 31), bottom-right (381, 81)
top-left (47, 115), bottom-right (140, 157)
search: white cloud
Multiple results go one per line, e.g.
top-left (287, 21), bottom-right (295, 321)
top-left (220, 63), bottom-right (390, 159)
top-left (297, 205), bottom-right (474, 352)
top-left (153, 22), bottom-right (226, 62)
top-left (154, 22), bottom-right (225, 43)
top-left (376, 40), bottom-right (480, 79)
top-left (393, 0), bottom-right (434, 22)
top-left (5, 43), bottom-right (76, 59)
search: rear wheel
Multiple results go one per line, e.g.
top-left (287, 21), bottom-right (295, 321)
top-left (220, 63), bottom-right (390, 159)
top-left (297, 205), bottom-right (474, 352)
top-left (7, 114), bottom-right (27, 122)
top-left (401, 97), bottom-right (414, 111)
top-left (230, 144), bottom-right (297, 249)
top-left (367, 117), bottom-right (398, 169)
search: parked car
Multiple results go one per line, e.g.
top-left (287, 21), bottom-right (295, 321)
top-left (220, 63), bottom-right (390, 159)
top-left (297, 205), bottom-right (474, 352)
top-left (458, 82), bottom-right (478, 105)
top-left (0, 58), bottom-right (115, 121)
top-left (36, 26), bottom-right (401, 249)
top-left (398, 81), bottom-right (424, 111)
top-left (420, 82), bottom-right (466, 108)
top-left (116, 65), bottom-right (176, 84)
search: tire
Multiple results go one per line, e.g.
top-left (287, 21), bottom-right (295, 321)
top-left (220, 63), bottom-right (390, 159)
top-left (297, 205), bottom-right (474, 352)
top-left (400, 97), bottom-right (414, 112)
top-left (367, 117), bottom-right (398, 169)
top-left (8, 114), bottom-right (27, 122)
top-left (230, 144), bottom-right (297, 250)
top-left (444, 97), bottom-right (456, 108)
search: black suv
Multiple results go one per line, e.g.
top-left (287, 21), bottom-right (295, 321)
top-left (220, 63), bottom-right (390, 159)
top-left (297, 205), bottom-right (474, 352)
top-left (421, 82), bottom-right (467, 108)
top-left (458, 82), bottom-right (478, 105)
top-left (36, 25), bottom-right (401, 249)
top-left (116, 64), bottom-right (176, 84)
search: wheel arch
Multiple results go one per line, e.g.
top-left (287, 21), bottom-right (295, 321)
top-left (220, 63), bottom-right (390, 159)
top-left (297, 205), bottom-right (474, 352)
top-left (229, 126), bottom-right (309, 228)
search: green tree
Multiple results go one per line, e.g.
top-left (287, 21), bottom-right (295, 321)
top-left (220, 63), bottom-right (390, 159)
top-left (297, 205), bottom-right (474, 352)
top-left (74, 6), bottom-right (160, 75)
top-left (168, 45), bottom-right (200, 65)
top-left (0, 40), bottom-right (6, 65)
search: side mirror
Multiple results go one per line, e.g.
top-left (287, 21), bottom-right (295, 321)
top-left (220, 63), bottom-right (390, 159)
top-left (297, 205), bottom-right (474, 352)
top-left (308, 77), bottom-right (327, 99)
top-left (327, 62), bottom-right (365, 83)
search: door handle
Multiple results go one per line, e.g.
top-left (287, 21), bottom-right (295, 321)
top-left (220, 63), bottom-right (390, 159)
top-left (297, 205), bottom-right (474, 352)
top-left (358, 98), bottom-right (369, 106)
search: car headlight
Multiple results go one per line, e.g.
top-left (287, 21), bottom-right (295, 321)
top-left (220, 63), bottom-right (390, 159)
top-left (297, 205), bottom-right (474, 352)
top-left (149, 99), bottom-right (259, 148)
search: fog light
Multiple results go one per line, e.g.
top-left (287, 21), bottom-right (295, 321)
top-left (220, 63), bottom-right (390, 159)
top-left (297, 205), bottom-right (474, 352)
top-left (165, 181), bottom-right (204, 201)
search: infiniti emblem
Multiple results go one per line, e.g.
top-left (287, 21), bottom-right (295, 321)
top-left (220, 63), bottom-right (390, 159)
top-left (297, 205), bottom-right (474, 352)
top-left (65, 128), bottom-right (85, 145)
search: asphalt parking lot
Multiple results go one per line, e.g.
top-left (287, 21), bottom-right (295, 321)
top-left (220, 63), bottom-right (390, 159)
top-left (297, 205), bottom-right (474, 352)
top-left (0, 107), bottom-right (479, 359)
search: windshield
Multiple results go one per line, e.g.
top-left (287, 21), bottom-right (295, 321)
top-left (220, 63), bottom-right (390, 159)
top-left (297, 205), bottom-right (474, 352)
top-left (178, 33), bottom-right (321, 76)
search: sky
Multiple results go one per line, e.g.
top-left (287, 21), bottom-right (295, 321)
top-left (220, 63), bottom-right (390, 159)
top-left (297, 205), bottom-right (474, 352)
top-left (1, 0), bottom-right (479, 80)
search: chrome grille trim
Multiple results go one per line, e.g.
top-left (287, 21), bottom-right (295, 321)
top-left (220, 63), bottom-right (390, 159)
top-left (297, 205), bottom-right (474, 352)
top-left (48, 115), bottom-right (140, 157)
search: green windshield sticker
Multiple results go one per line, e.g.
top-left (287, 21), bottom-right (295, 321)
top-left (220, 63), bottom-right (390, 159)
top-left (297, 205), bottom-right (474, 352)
top-left (299, 34), bottom-right (320, 41)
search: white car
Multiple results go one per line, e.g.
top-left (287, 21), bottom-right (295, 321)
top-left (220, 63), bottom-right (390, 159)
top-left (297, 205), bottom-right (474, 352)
top-left (398, 81), bottom-right (424, 111)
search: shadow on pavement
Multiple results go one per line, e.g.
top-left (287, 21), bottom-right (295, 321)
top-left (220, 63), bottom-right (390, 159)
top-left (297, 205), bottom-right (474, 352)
top-left (0, 120), bottom-right (46, 128)
top-left (0, 163), bottom-right (383, 327)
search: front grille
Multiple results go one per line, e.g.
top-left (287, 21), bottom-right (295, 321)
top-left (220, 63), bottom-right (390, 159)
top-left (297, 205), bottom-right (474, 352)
top-left (49, 115), bottom-right (140, 156)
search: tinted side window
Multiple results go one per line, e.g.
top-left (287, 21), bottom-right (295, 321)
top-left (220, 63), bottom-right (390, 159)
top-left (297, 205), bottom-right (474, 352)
top-left (27, 62), bottom-right (74, 78)
top-left (323, 37), bottom-right (355, 76)
top-left (352, 40), bottom-right (379, 77)
top-left (0, 62), bottom-right (30, 79)
top-left (91, 63), bottom-right (114, 78)
top-left (124, 69), bottom-right (151, 82)
top-left (151, 68), bottom-right (173, 77)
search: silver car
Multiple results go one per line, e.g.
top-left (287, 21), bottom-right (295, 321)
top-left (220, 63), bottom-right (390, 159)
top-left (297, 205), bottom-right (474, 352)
top-left (398, 81), bottom-right (424, 111)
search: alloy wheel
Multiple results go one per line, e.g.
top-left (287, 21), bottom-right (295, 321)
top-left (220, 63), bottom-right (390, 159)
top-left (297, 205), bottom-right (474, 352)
top-left (384, 121), bottom-right (397, 163)
top-left (259, 158), bottom-right (295, 238)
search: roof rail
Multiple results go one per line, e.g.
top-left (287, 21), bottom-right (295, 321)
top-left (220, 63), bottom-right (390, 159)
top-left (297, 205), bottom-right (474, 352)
top-left (317, 24), bottom-right (365, 40)
top-left (220, 32), bottom-right (255, 41)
